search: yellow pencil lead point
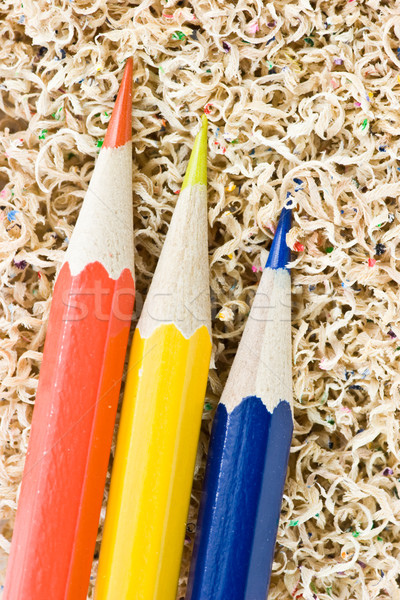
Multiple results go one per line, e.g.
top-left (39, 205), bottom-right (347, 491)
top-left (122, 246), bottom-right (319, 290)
top-left (181, 116), bottom-right (208, 190)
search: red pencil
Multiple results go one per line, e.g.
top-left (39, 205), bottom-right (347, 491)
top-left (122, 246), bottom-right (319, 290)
top-left (4, 58), bottom-right (135, 600)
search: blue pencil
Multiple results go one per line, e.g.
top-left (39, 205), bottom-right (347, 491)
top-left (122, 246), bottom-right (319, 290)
top-left (186, 207), bottom-right (293, 600)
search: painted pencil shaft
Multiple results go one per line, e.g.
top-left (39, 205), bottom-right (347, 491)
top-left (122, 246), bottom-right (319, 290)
top-left (187, 207), bottom-right (293, 600)
top-left (95, 116), bottom-right (211, 600)
top-left (4, 59), bottom-right (135, 600)
top-left (96, 325), bottom-right (211, 599)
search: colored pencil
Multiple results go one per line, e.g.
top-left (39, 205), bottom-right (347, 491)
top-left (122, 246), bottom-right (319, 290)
top-left (186, 207), bottom-right (293, 600)
top-left (4, 59), bottom-right (135, 600)
top-left (95, 115), bottom-right (211, 600)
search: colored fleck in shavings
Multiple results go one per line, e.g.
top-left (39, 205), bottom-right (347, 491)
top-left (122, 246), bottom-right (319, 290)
top-left (293, 177), bottom-right (304, 191)
top-left (52, 107), bottom-right (63, 119)
top-left (325, 247), bottom-right (334, 253)
top-left (222, 41), bottom-right (230, 52)
top-left (293, 242), bottom-right (304, 252)
top-left (310, 582), bottom-right (317, 593)
top-left (38, 129), bottom-right (48, 139)
top-left (204, 103), bottom-right (212, 114)
top-left (304, 37), bottom-right (314, 46)
top-left (388, 330), bottom-right (396, 339)
top-left (225, 183), bottom-right (236, 192)
top-left (204, 402), bottom-right (213, 411)
top-left (352, 531), bottom-right (360, 538)
top-left (13, 259), bottom-right (27, 269)
top-left (383, 468), bottom-right (394, 476)
top-left (361, 119), bottom-right (368, 130)
top-left (248, 22), bottom-right (259, 34)
top-left (96, 139), bottom-right (103, 148)
top-left (217, 310), bottom-right (229, 321)
top-left (172, 31), bottom-right (186, 40)
top-left (368, 258), bottom-right (376, 267)
top-left (289, 519), bottom-right (299, 526)
top-left (7, 210), bottom-right (18, 221)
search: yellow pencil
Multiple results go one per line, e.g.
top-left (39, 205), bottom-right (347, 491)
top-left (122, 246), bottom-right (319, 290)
top-left (95, 115), bottom-right (211, 600)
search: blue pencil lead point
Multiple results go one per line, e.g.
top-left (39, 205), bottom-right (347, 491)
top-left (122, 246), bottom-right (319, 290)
top-left (265, 207), bottom-right (292, 270)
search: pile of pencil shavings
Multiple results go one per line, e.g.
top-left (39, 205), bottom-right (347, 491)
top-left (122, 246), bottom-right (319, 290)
top-left (1, 0), bottom-right (400, 598)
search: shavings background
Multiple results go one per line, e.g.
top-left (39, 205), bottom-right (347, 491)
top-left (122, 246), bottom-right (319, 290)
top-left (1, 0), bottom-right (400, 598)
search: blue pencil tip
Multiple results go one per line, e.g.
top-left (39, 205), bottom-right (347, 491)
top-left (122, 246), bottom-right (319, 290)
top-left (265, 207), bottom-right (292, 270)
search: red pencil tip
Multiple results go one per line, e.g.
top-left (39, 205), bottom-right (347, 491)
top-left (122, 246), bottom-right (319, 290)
top-left (103, 58), bottom-right (133, 149)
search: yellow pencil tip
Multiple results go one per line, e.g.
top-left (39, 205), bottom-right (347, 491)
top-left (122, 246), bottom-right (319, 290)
top-left (181, 116), bottom-right (208, 190)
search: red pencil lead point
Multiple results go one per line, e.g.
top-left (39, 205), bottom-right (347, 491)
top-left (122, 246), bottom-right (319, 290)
top-left (103, 58), bottom-right (133, 149)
